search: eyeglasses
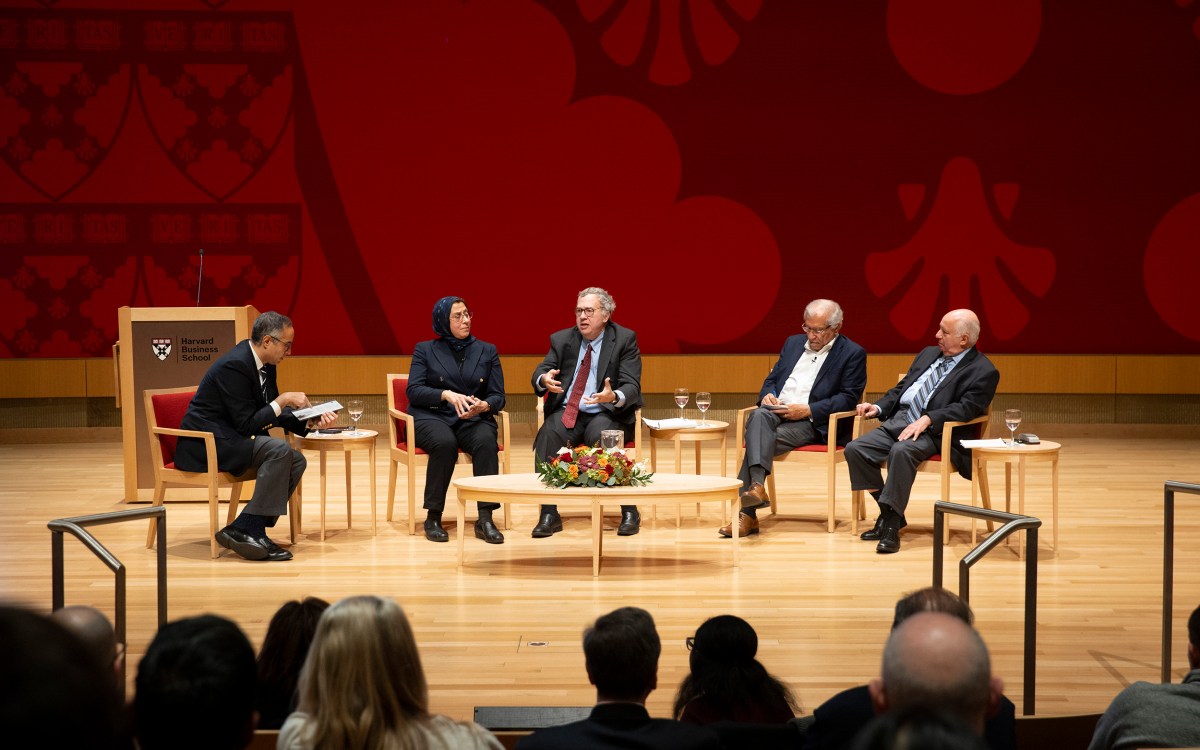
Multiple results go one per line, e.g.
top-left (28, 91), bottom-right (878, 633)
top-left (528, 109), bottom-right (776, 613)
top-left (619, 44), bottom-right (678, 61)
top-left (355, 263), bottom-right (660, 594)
top-left (685, 636), bottom-right (695, 651)
top-left (271, 336), bottom-right (293, 352)
top-left (575, 307), bottom-right (599, 318)
top-left (802, 323), bottom-right (837, 334)
top-left (450, 311), bottom-right (473, 322)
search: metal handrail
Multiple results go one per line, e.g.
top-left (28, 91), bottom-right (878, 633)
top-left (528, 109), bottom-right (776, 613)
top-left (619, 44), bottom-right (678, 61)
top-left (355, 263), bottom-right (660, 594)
top-left (1162, 480), bottom-right (1200, 683)
top-left (48, 506), bottom-right (168, 698)
top-left (932, 501), bottom-right (1042, 716)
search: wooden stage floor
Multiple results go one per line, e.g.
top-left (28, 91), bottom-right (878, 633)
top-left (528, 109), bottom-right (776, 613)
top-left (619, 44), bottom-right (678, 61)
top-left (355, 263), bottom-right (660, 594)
top-left (1, 435), bottom-right (1197, 721)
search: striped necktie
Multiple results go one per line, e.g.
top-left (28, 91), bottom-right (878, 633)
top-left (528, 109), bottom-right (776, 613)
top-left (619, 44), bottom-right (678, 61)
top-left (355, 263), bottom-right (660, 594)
top-left (259, 367), bottom-right (269, 403)
top-left (906, 357), bottom-right (952, 424)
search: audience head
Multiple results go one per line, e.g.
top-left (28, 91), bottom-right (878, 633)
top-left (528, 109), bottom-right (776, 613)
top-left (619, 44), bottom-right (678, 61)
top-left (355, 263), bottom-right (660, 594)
top-left (256, 597), bottom-right (330, 730)
top-left (297, 595), bottom-right (430, 746)
top-left (575, 286), bottom-right (615, 341)
top-left (937, 309), bottom-right (981, 355)
top-left (584, 606), bottom-right (660, 703)
top-left (1189, 603), bottom-right (1200, 669)
top-left (869, 611), bottom-right (1001, 733)
top-left (673, 614), bottom-right (798, 719)
top-left (892, 586), bottom-right (973, 630)
top-left (850, 705), bottom-right (989, 750)
top-left (0, 605), bottom-right (124, 749)
top-left (51, 604), bottom-right (124, 680)
top-left (135, 614), bottom-right (257, 750)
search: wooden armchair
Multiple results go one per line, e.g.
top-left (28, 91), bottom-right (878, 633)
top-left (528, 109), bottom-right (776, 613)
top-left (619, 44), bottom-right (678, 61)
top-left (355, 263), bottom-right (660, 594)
top-left (733, 403), bottom-right (864, 533)
top-left (385, 373), bottom-right (512, 535)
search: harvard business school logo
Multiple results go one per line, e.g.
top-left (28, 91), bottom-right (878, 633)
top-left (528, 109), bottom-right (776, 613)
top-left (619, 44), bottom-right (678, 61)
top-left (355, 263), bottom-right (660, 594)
top-left (151, 338), bottom-right (172, 361)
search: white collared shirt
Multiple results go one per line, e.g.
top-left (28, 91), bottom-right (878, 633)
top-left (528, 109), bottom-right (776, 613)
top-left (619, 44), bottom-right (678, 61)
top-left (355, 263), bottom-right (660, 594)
top-left (777, 336), bottom-right (837, 405)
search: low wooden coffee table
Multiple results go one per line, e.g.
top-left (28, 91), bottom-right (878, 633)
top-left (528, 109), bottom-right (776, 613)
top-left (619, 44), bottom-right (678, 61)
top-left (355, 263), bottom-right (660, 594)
top-left (452, 473), bottom-right (742, 576)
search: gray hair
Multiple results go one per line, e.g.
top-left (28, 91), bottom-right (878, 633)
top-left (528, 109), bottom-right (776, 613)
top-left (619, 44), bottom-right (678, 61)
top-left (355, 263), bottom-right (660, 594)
top-left (251, 311), bottom-right (292, 344)
top-left (804, 299), bottom-right (844, 326)
top-left (881, 612), bottom-right (992, 726)
top-left (577, 287), bottom-right (616, 315)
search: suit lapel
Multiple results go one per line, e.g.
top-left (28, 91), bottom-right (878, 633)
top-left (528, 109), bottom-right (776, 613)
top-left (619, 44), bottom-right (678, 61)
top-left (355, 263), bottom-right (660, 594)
top-left (460, 342), bottom-right (484, 391)
top-left (430, 341), bottom-right (461, 389)
top-left (595, 324), bottom-right (616, 379)
top-left (810, 336), bottom-right (843, 393)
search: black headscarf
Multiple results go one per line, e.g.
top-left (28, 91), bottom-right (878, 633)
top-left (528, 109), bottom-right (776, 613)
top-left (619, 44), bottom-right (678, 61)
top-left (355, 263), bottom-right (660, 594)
top-left (432, 296), bottom-right (476, 353)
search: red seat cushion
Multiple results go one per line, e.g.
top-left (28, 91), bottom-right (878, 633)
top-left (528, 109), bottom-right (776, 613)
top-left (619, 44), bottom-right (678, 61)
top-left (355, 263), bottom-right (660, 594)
top-left (150, 390), bottom-right (195, 466)
top-left (796, 444), bottom-right (845, 453)
top-left (925, 453), bottom-right (944, 463)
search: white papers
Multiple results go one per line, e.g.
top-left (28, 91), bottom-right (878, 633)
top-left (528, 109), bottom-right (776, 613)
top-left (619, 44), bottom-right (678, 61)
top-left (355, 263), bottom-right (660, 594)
top-left (642, 417), bottom-right (698, 429)
top-left (959, 438), bottom-right (1008, 448)
top-left (292, 400), bottom-right (343, 420)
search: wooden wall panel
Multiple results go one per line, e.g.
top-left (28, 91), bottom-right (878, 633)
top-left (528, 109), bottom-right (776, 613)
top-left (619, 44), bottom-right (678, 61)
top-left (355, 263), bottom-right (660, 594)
top-left (3, 355), bottom-right (1199, 398)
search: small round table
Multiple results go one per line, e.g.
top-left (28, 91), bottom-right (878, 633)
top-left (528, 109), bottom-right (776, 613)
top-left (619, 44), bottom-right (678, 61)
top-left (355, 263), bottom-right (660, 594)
top-left (647, 420), bottom-right (729, 524)
top-left (292, 429), bottom-right (378, 541)
top-left (970, 440), bottom-right (1061, 557)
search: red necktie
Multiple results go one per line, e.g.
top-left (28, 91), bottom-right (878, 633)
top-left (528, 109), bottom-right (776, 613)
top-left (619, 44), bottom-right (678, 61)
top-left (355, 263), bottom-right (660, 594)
top-left (561, 344), bottom-right (593, 429)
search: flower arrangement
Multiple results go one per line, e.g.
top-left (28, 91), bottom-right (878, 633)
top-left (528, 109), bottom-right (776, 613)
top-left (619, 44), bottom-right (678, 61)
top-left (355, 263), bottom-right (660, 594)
top-left (536, 445), bottom-right (655, 489)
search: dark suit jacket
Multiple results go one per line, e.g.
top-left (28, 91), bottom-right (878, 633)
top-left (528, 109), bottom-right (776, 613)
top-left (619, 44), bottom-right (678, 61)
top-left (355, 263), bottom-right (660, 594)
top-left (515, 702), bottom-right (721, 750)
top-left (874, 345), bottom-right (999, 479)
top-left (175, 339), bottom-right (308, 475)
top-left (406, 338), bottom-right (505, 426)
top-left (802, 684), bottom-right (1017, 750)
top-left (758, 334), bottom-right (868, 445)
top-left (531, 322), bottom-right (643, 425)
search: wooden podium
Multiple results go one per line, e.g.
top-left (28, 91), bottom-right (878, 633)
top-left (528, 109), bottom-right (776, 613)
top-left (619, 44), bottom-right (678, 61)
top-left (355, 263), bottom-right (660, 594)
top-left (116, 306), bottom-right (258, 502)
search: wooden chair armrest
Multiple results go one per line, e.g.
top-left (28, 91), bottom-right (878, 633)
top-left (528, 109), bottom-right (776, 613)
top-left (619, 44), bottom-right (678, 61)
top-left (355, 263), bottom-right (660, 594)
top-left (535, 396), bottom-right (545, 432)
top-left (938, 413), bottom-right (990, 456)
top-left (387, 408), bottom-right (415, 446)
top-left (151, 426), bottom-right (218, 473)
top-left (496, 409), bottom-right (511, 448)
top-left (824, 409), bottom-right (861, 450)
top-left (735, 405), bottom-right (757, 447)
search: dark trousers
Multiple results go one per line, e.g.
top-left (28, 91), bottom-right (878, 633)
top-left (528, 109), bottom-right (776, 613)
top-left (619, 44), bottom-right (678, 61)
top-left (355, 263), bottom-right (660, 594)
top-left (738, 407), bottom-right (822, 489)
top-left (413, 418), bottom-right (500, 514)
top-left (244, 436), bottom-right (306, 519)
top-left (533, 409), bottom-right (636, 515)
top-left (843, 417), bottom-right (938, 518)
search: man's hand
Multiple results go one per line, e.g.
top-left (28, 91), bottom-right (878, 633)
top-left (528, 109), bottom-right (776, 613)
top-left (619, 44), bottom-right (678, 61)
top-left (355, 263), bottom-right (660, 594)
top-left (781, 403), bottom-right (811, 421)
top-left (277, 391), bottom-right (311, 409)
top-left (309, 411), bottom-right (338, 429)
top-left (898, 415), bottom-right (931, 441)
top-left (542, 369), bottom-right (563, 394)
top-left (443, 390), bottom-right (480, 417)
top-left (583, 377), bottom-right (617, 405)
top-left (761, 393), bottom-right (781, 407)
top-left (855, 402), bottom-right (879, 418)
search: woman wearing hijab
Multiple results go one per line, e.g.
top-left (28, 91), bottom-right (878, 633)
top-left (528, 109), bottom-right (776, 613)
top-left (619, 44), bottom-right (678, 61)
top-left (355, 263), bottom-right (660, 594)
top-left (673, 614), bottom-right (799, 725)
top-left (407, 296), bottom-right (506, 543)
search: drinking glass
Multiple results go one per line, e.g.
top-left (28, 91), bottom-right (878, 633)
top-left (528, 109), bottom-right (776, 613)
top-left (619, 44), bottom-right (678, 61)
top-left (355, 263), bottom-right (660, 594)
top-left (1005, 408), bottom-right (1022, 447)
top-left (695, 392), bottom-right (712, 425)
top-left (347, 399), bottom-right (365, 436)
top-left (673, 388), bottom-right (689, 421)
top-left (601, 429), bottom-right (624, 452)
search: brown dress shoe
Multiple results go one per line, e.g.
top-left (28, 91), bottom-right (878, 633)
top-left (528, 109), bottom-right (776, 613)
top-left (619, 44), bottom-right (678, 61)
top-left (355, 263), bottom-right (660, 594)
top-left (719, 513), bottom-right (760, 538)
top-left (739, 482), bottom-right (771, 511)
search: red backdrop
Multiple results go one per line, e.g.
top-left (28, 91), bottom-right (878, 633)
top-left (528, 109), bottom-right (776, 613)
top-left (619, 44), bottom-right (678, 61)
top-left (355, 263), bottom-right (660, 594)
top-left (1, 0), bottom-right (1198, 357)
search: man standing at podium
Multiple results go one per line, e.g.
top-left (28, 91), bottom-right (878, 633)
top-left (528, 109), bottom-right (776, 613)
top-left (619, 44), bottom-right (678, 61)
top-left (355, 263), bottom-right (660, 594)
top-left (175, 311), bottom-right (336, 561)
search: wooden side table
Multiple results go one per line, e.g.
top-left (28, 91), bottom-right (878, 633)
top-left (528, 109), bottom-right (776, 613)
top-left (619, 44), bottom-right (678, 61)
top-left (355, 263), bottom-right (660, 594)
top-left (647, 420), bottom-right (728, 524)
top-left (293, 429), bottom-right (378, 541)
top-left (970, 440), bottom-right (1061, 557)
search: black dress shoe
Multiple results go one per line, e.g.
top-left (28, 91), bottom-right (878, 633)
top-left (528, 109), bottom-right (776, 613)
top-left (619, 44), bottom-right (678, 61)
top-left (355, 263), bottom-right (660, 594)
top-left (424, 518), bottom-right (449, 543)
top-left (531, 512), bottom-right (563, 538)
top-left (617, 509), bottom-right (641, 536)
top-left (860, 514), bottom-right (886, 541)
top-left (474, 518), bottom-right (504, 544)
top-left (263, 538), bottom-right (293, 561)
top-left (215, 526), bottom-right (270, 561)
top-left (876, 526), bottom-right (901, 553)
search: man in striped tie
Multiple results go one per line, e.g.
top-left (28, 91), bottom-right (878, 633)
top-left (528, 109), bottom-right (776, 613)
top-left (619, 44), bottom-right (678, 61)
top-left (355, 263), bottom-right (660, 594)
top-left (844, 310), bottom-right (999, 553)
top-left (531, 287), bottom-right (644, 537)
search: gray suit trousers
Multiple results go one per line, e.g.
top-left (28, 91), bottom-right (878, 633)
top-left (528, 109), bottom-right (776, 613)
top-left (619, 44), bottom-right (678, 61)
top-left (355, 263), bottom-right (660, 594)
top-left (738, 407), bottom-right (821, 488)
top-left (244, 436), bottom-right (306, 517)
top-left (843, 418), bottom-right (938, 518)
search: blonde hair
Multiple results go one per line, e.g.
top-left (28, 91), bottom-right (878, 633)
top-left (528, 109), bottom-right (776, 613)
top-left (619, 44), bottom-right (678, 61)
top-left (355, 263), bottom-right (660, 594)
top-left (297, 596), bottom-right (433, 750)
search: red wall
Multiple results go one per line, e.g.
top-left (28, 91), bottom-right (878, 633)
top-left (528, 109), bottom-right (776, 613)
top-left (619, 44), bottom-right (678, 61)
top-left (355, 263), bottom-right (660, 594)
top-left (1, 0), bottom-right (1198, 357)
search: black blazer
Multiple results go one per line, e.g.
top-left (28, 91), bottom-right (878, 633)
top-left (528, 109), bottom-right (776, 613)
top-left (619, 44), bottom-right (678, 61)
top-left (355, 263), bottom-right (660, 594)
top-left (175, 339), bottom-right (307, 475)
top-left (802, 684), bottom-right (1016, 750)
top-left (515, 702), bottom-right (721, 750)
top-left (406, 338), bottom-right (505, 425)
top-left (758, 334), bottom-right (868, 445)
top-left (531, 321), bottom-right (643, 425)
top-left (874, 346), bottom-right (999, 479)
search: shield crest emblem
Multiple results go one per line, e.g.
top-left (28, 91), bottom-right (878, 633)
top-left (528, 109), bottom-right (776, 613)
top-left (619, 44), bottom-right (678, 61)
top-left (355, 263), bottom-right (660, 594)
top-left (151, 337), bottom-right (172, 360)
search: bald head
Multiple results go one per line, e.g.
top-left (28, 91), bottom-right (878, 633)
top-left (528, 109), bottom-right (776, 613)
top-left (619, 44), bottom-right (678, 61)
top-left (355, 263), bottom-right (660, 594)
top-left (51, 605), bottom-right (117, 666)
top-left (936, 309), bottom-right (981, 356)
top-left (869, 611), bottom-right (999, 733)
